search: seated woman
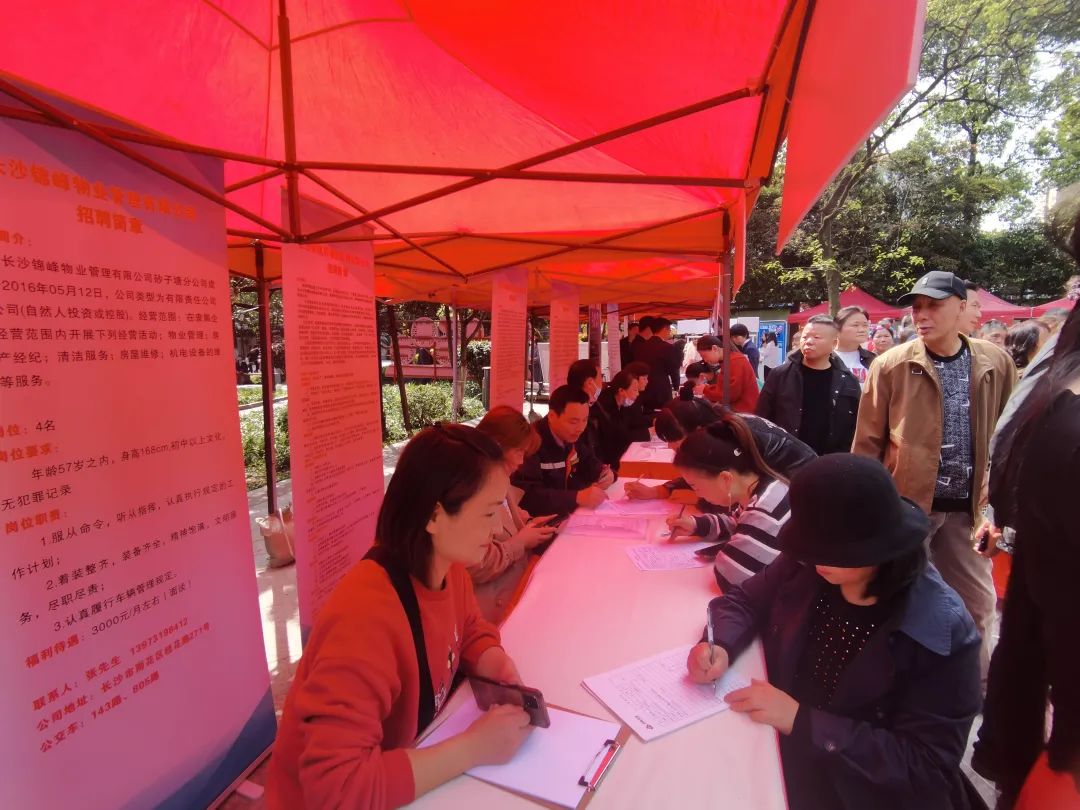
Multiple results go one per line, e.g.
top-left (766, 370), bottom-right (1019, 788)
top-left (664, 418), bottom-right (794, 591)
top-left (470, 406), bottom-right (559, 623)
top-left (625, 399), bottom-right (815, 502)
top-left (688, 454), bottom-right (981, 810)
top-left (266, 424), bottom-right (533, 810)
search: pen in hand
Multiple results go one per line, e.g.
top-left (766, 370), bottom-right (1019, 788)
top-left (666, 505), bottom-right (687, 542)
top-left (706, 607), bottom-right (721, 697)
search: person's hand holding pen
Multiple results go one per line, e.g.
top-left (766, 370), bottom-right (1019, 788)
top-left (664, 505), bottom-right (696, 542)
top-left (687, 607), bottom-right (729, 684)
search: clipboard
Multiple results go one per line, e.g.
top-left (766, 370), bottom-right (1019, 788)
top-left (478, 703), bottom-right (632, 810)
top-left (418, 698), bottom-right (631, 810)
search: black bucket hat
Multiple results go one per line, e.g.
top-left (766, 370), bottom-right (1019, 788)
top-left (778, 455), bottom-right (929, 567)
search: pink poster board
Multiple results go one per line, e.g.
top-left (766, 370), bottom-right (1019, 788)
top-left (280, 195), bottom-right (382, 636)
top-left (547, 282), bottom-right (579, 392)
top-left (489, 267), bottom-right (527, 411)
top-left (0, 120), bottom-right (274, 809)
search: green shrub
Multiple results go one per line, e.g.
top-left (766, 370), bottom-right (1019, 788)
top-left (237, 385), bottom-right (285, 407)
top-left (465, 340), bottom-right (491, 381)
top-left (239, 402), bottom-right (290, 490)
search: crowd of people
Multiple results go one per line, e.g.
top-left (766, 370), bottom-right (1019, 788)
top-left (264, 204), bottom-right (1080, 809)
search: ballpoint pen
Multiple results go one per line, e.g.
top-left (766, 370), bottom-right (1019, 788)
top-left (706, 606), bottom-right (721, 697)
top-left (666, 504), bottom-right (686, 542)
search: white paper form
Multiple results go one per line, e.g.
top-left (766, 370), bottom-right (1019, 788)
top-left (621, 442), bottom-right (676, 463)
top-left (583, 646), bottom-right (751, 742)
top-left (562, 513), bottom-right (648, 539)
top-left (419, 701), bottom-right (621, 809)
top-left (625, 543), bottom-right (713, 571)
top-left (595, 498), bottom-right (680, 518)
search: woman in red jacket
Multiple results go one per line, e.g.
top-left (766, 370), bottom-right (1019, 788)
top-left (267, 424), bottom-right (533, 810)
top-left (696, 335), bottom-right (760, 412)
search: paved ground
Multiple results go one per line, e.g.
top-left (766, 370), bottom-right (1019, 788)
top-left (221, 399), bottom-right (996, 809)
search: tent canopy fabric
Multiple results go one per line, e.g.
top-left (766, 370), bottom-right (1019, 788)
top-left (975, 289), bottom-right (1031, 322)
top-left (788, 287), bottom-right (904, 325)
top-left (2, 0), bottom-right (925, 308)
top-left (1031, 297), bottom-right (1073, 316)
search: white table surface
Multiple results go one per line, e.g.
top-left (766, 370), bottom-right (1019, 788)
top-left (412, 480), bottom-right (788, 810)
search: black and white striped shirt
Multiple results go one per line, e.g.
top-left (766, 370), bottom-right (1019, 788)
top-left (691, 476), bottom-right (791, 591)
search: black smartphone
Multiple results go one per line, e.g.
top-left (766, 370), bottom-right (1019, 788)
top-left (693, 542), bottom-right (726, 560)
top-left (469, 674), bottom-right (551, 728)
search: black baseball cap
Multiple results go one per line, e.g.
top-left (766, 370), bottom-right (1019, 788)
top-left (898, 271), bottom-right (967, 305)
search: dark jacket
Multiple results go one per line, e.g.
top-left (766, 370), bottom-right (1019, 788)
top-left (511, 416), bottom-right (604, 517)
top-left (710, 554), bottom-right (982, 810)
top-left (739, 340), bottom-right (761, 375)
top-left (619, 335), bottom-right (634, 368)
top-left (632, 335), bottom-right (680, 410)
top-left (755, 352), bottom-right (862, 454)
top-left (590, 387), bottom-right (650, 470)
top-left (974, 389), bottom-right (1080, 805)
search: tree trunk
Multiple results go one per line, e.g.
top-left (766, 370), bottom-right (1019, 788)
top-left (822, 218), bottom-right (842, 317)
top-left (386, 304), bottom-right (412, 433)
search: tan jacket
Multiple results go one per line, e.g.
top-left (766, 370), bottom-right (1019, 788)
top-left (852, 335), bottom-right (1016, 520)
top-left (468, 486), bottom-right (531, 624)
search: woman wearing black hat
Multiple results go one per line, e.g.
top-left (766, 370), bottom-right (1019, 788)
top-left (687, 455), bottom-right (982, 810)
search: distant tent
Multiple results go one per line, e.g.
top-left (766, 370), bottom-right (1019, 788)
top-left (975, 289), bottom-right (1030, 323)
top-left (1031, 297), bottom-right (1074, 316)
top-left (788, 287), bottom-right (904, 325)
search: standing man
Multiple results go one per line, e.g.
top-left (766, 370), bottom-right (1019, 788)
top-left (962, 278), bottom-right (983, 337)
top-left (853, 271), bottom-right (1016, 683)
top-left (729, 323), bottom-right (760, 376)
top-left (619, 321), bottom-right (639, 368)
top-left (512, 385), bottom-right (614, 516)
top-left (755, 315), bottom-right (862, 455)
top-left (633, 316), bottom-right (681, 410)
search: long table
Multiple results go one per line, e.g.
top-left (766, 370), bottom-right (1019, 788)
top-left (412, 479), bottom-right (788, 809)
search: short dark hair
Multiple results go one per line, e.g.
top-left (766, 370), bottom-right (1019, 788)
top-left (637, 316), bottom-right (656, 332)
top-left (549, 384), bottom-right (590, 414)
top-left (655, 399), bottom-right (721, 442)
top-left (609, 369), bottom-right (636, 393)
top-left (864, 545), bottom-right (927, 602)
top-left (652, 317), bottom-right (672, 332)
top-left (625, 361), bottom-right (650, 378)
top-left (729, 323), bottom-right (749, 338)
top-left (684, 361), bottom-right (709, 379)
top-left (567, 358), bottom-right (600, 390)
top-left (696, 335), bottom-right (723, 352)
top-left (376, 424), bottom-right (503, 579)
top-left (806, 314), bottom-right (839, 330)
top-left (835, 305), bottom-right (869, 327)
top-left (628, 321), bottom-right (640, 330)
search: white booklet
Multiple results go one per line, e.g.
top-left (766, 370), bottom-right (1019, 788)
top-left (582, 645), bottom-right (751, 742)
top-left (419, 701), bottom-right (621, 809)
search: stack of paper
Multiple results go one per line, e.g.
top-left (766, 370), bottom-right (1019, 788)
top-left (419, 701), bottom-right (621, 808)
top-left (595, 498), bottom-right (678, 517)
top-left (583, 646), bottom-right (751, 742)
top-left (562, 513), bottom-right (648, 539)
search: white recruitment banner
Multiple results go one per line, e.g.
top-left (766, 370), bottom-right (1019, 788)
top-left (547, 281), bottom-right (579, 392)
top-left (280, 195), bottom-right (383, 637)
top-left (0, 119), bottom-right (274, 809)
top-left (488, 267), bottom-right (527, 411)
top-left (606, 303), bottom-right (621, 376)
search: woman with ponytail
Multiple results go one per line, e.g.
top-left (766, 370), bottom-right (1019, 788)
top-left (625, 399), bottom-right (815, 502)
top-left (665, 417), bottom-right (793, 591)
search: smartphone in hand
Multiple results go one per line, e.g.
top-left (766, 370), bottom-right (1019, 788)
top-left (469, 675), bottom-right (551, 728)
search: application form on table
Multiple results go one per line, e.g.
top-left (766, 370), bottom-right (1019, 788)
top-left (583, 645), bottom-right (750, 742)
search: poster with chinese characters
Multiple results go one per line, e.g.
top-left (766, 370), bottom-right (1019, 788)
top-left (0, 119), bottom-right (274, 809)
top-left (606, 303), bottom-right (621, 376)
top-left (489, 267), bottom-right (527, 412)
top-left (547, 281), bottom-right (580, 392)
top-left (281, 194), bottom-right (382, 637)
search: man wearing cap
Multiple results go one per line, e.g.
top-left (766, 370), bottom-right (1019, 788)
top-left (853, 270), bottom-right (1015, 683)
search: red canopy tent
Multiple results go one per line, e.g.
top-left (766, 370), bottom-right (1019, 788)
top-left (975, 289), bottom-right (1031, 323)
top-left (1, 0), bottom-right (927, 311)
top-left (788, 287), bottom-right (904, 325)
top-left (1032, 297), bottom-right (1074, 316)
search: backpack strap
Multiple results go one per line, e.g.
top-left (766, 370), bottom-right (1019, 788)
top-left (364, 546), bottom-right (436, 734)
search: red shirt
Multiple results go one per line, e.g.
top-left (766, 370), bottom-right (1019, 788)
top-left (266, 560), bottom-right (501, 810)
top-left (702, 352), bottom-right (760, 412)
